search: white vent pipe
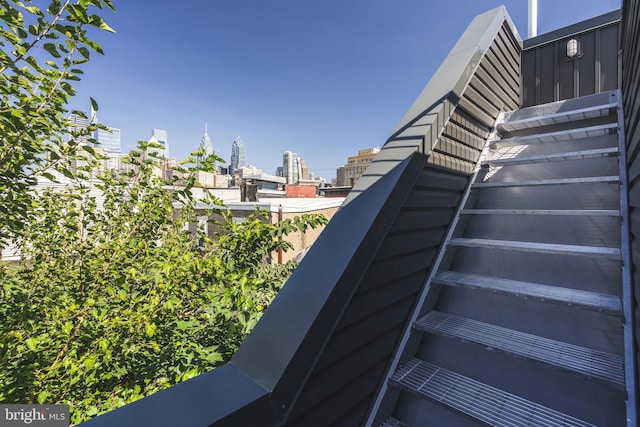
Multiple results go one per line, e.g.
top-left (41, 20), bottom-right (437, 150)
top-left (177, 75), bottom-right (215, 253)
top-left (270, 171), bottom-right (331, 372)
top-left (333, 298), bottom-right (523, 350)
top-left (528, 0), bottom-right (538, 38)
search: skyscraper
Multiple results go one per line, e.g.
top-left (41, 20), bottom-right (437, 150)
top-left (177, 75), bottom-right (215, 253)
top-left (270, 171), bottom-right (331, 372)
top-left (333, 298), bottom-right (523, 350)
top-left (282, 151), bottom-right (301, 185)
top-left (95, 127), bottom-right (121, 153)
top-left (68, 112), bottom-right (91, 145)
top-left (197, 123), bottom-right (213, 167)
top-left (202, 123), bottom-right (213, 155)
top-left (299, 158), bottom-right (309, 180)
top-left (148, 129), bottom-right (168, 158)
top-left (230, 136), bottom-right (246, 176)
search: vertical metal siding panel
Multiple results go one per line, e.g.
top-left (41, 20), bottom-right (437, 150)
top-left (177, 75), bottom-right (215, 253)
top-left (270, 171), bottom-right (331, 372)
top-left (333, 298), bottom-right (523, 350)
top-left (626, 6), bottom-right (640, 88)
top-left (539, 44), bottom-right (556, 104)
top-left (622, 1), bottom-right (640, 420)
top-left (579, 32), bottom-right (597, 96)
top-left (595, 29), bottom-right (602, 92)
top-left (535, 46), bottom-right (542, 105)
top-left (554, 42), bottom-right (561, 101)
top-left (621, 13), bottom-right (635, 88)
top-left (523, 21), bottom-right (620, 107)
top-left (627, 97), bottom-right (640, 160)
top-left (601, 25), bottom-right (620, 91)
top-left (521, 50), bottom-right (537, 107)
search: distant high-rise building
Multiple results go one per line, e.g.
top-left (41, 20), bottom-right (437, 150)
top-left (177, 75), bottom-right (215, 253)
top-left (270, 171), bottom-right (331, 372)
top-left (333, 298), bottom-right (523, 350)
top-left (95, 127), bottom-right (121, 153)
top-left (282, 151), bottom-right (302, 185)
top-left (336, 167), bottom-right (346, 186)
top-left (230, 136), bottom-right (246, 176)
top-left (68, 112), bottom-right (91, 145)
top-left (336, 147), bottom-right (380, 186)
top-left (198, 123), bottom-right (213, 167)
top-left (148, 128), bottom-right (168, 158)
top-left (300, 158), bottom-right (309, 180)
top-left (67, 112), bottom-right (94, 173)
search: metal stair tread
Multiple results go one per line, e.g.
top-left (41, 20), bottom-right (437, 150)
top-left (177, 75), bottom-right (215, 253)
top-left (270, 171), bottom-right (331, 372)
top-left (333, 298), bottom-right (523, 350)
top-left (376, 416), bottom-right (409, 427)
top-left (473, 176), bottom-right (619, 188)
top-left (448, 238), bottom-right (621, 260)
top-left (414, 311), bottom-right (625, 386)
top-left (433, 271), bottom-right (622, 316)
top-left (482, 147), bottom-right (619, 166)
top-left (497, 102), bottom-right (618, 133)
top-left (391, 358), bottom-right (597, 427)
top-left (460, 208), bottom-right (620, 216)
top-left (490, 123), bottom-right (618, 148)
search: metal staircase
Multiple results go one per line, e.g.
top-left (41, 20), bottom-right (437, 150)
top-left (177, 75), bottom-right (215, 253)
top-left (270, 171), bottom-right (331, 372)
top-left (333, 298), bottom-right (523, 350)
top-left (370, 91), bottom-right (632, 426)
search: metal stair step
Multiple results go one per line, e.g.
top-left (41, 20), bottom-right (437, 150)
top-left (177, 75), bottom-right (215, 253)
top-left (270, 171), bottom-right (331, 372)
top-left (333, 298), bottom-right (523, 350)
top-left (460, 208), bottom-right (620, 216)
top-left (448, 238), bottom-right (621, 260)
top-left (415, 311), bottom-right (625, 386)
top-left (497, 102), bottom-right (618, 133)
top-left (473, 176), bottom-right (619, 188)
top-left (375, 416), bottom-right (409, 427)
top-left (490, 123), bottom-right (618, 148)
top-left (391, 358), bottom-right (597, 427)
top-left (482, 147), bottom-right (619, 166)
top-left (433, 271), bottom-right (622, 316)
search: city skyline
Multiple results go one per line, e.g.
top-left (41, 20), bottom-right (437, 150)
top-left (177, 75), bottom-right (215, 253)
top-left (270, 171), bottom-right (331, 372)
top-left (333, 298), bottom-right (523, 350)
top-left (71, 1), bottom-right (620, 179)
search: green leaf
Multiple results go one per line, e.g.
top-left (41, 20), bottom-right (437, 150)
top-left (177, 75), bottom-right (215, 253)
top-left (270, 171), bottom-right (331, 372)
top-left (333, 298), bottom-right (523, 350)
top-left (62, 321), bottom-right (73, 336)
top-left (43, 43), bottom-right (60, 58)
top-left (144, 322), bottom-right (157, 337)
top-left (25, 337), bottom-right (37, 352)
top-left (82, 144), bottom-right (96, 156)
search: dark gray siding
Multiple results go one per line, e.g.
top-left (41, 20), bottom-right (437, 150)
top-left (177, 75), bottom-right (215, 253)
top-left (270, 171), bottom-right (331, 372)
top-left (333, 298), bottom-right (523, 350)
top-left (622, 0), bottom-right (640, 419)
top-left (521, 11), bottom-right (621, 108)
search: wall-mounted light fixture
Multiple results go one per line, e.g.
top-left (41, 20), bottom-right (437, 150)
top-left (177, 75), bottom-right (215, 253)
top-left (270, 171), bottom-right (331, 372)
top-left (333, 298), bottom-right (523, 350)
top-left (566, 38), bottom-right (579, 59)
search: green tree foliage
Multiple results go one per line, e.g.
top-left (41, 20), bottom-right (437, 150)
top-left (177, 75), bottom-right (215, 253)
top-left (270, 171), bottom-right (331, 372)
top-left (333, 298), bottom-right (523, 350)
top-left (0, 0), bottom-right (115, 249)
top-left (0, 1), bottom-right (329, 423)
top-left (0, 146), bottom-right (327, 423)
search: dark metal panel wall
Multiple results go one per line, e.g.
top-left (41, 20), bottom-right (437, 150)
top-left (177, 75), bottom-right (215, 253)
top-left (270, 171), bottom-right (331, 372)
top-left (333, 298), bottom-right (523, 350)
top-left (622, 0), bottom-right (640, 419)
top-left (522, 16), bottom-right (621, 107)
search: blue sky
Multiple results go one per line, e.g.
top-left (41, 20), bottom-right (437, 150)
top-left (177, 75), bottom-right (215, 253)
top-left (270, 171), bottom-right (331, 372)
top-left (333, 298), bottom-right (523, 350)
top-left (72, 1), bottom-right (621, 180)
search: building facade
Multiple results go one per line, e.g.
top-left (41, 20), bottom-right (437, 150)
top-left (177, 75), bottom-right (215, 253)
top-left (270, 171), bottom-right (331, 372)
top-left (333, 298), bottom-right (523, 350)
top-left (196, 124), bottom-right (214, 168)
top-left (149, 128), bottom-right (168, 158)
top-left (95, 127), bottom-right (121, 153)
top-left (230, 136), bottom-right (246, 177)
top-left (68, 112), bottom-right (91, 145)
top-left (282, 151), bottom-right (302, 185)
top-left (336, 147), bottom-right (380, 186)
